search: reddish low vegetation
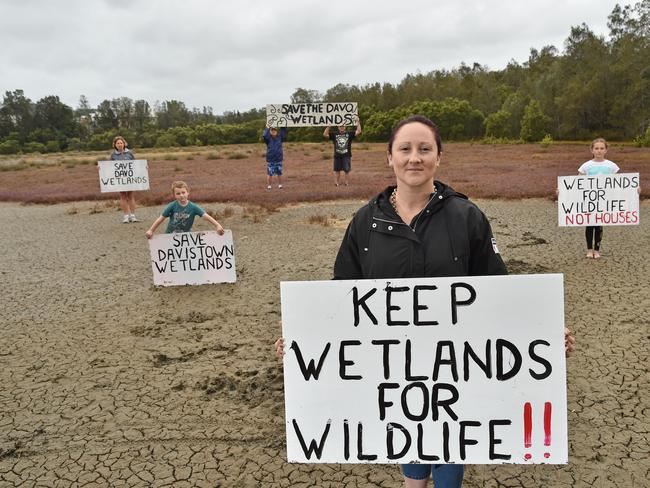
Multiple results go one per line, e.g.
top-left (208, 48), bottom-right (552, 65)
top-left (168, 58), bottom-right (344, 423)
top-left (0, 142), bottom-right (647, 205)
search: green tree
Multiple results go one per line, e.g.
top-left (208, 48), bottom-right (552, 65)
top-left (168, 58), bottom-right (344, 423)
top-left (132, 99), bottom-right (151, 131)
top-left (156, 100), bottom-right (190, 129)
top-left (0, 139), bottom-right (20, 154)
top-left (520, 100), bottom-right (551, 142)
top-left (95, 100), bottom-right (118, 131)
top-left (485, 110), bottom-right (514, 138)
top-left (33, 96), bottom-right (75, 138)
top-left (290, 88), bottom-right (321, 104)
top-left (0, 90), bottom-right (33, 141)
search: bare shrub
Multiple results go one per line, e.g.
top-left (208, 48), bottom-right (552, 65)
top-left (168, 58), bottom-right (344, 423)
top-left (308, 214), bottom-right (331, 226)
top-left (242, 204), bottom-right (277, 223)
top-left (207, 206), bottom-right (235, 221)
top-left (227, 152), bottom-right (247, 160)
top-left (0, 161), bottom-right (27, 172)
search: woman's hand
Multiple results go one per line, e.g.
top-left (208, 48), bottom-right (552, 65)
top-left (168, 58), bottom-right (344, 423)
top-left (274, 337), bottom-right (285, 361)
top-left (564, 327), bottom-right (576, 357)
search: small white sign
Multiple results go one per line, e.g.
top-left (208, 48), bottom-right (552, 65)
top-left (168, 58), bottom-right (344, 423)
top-left (98, 159), bottom-right (150, 192)
top-left (266, 102), bottom-right (358, 127)
top-left (148, 230), bottom-right (236, 286)
top-left (557, 173), bottom-right (640, 226)
top-left (281, 275), bottom-right (567, 464)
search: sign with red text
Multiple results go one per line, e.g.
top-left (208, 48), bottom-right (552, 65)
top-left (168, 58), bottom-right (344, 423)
top-left (280, 275), bottom-right (567, 464)
top-left (557, 173), bottom-right (639, 226)
top-left (148, 230), bottom-right (236, 286)
top-left (98, 159), bottom-right (150, 192)
top-left (266, 103), bottom-right (357, 127)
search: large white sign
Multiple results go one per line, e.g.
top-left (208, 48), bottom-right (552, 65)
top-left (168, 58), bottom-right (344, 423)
top-left (281, 275), bottom-right (567, 464)
top-left (98, 159), bottom-right (150, 192)
top-left (266, 103), bottom-right (358, 127)
top-left (148, 230), bottom-right (236, 286)
top-left (557, 173), bottom-right (639, 226)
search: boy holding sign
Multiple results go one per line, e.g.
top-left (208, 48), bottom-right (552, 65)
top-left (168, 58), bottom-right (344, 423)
top-left (323, 117), bottom-right (362, 187)
top-left (145, 181), bottom-right (224, 238)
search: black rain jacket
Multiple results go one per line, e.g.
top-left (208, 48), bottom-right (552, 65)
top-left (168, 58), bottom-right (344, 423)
top-left (333, 182), bottom-right (507, 280)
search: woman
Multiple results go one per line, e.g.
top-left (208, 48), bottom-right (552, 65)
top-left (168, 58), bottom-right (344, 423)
top-left (276, 115), bottom-right (575, 487)
top-left (110, 135), bottom-right (139, 223)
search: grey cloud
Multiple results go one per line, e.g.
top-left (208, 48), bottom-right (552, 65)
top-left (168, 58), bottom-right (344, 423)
top-left (0, 0), bottom-right (619, 112)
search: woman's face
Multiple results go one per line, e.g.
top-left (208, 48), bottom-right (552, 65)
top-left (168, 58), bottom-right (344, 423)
top-left (387, 122), bottom-right (440, 190)
top-left (115, 139), bottom-right (125, 151)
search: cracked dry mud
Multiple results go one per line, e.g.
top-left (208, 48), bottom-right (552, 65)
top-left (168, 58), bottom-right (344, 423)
top-left (1, 199), bottom-right (648, 487)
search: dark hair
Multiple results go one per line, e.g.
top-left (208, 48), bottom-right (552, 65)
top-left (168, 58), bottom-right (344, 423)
top-left (387, 115), bottom-right (442, 156)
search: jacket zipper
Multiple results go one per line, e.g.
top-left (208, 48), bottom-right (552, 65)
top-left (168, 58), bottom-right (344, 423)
top-left (411, 192), bottom-right (439, 231)
top-left (372, 217), bottom-right (407, 225)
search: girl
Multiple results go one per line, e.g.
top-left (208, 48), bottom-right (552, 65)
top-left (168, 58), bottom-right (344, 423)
top-left (110, 136), bottom-right (140, 223)
top-left (578, 138), bottom-right (619, 258)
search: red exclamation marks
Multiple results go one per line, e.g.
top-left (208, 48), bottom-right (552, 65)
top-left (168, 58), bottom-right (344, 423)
top-left (523, 402), bottom-right (532, 460)
top-left (523, 401), bottom-right (553, 460)
top-left (543, 401), bottom-right (552, 458)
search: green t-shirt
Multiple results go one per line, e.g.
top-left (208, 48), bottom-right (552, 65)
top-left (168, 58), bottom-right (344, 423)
top-left (162, 200), bottom-right (205, 233)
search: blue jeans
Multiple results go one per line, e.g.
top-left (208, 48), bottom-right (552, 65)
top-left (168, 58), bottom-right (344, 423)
top-left (401, 464), bottom-right (464, 487)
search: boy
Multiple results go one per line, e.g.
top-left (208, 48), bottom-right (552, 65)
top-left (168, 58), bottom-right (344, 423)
top-left (323, 116), bottom-right (362, 187)
top-left (145, 181), bottom-right (224, 238)
top-left (262, 125), bottom-right (287, 190)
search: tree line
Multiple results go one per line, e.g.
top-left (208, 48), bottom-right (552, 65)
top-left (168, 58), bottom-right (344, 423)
top-left (1, 1), bottom-right (648, 155)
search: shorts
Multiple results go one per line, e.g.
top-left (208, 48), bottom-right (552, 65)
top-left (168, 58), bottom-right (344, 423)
top-left (401, 464), bottom-right (464, 486)
top-left (267, 160), bottom-right (283, 176)
top-left (333, 154), bottom-right (351, 173)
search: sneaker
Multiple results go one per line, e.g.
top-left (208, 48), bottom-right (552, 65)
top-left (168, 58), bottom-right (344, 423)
top-left (278, 184), bottom-right (283, 189)
top-left (122, 215), bottom-right (130, 224)
top-left (267, 185), bottom-right (272, 191)
top-left (129, 214), bottom-right (140, 222)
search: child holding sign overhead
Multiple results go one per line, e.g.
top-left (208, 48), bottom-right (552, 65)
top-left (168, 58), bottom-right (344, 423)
top-left (262, 125), bottom-right (287, 190)
top-left (145, 181), bottom-right (224, 238)
top-left (110, 136), bottom-right (140, 223)
top-left (578, 138), bottom-right (619, 259)
top-left (323, 116), bottom-right (362, 187)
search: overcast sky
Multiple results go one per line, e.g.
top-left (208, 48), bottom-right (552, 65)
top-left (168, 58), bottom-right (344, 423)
top-left (1, 0), bottom-right (623, 114)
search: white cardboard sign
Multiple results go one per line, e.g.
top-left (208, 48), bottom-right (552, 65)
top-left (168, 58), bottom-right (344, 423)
top-left (280, 275), bottom-right (567, 464)
top-left (557, 173), bottom-right (640, 226)
top-left (266, 103), bottom-right (357, 127)
top-left (148, 230), bottom-right (236, 286)
top-left (98, 159), bottom-right (150, 192)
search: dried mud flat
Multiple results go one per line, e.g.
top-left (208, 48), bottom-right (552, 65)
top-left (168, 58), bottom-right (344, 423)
top-left (1, 199), bottom-right (648, 487)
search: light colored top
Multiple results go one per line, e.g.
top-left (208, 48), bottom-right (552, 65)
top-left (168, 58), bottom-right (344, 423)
top-left (578, 159), bottom-right (619, 176)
